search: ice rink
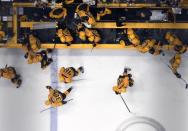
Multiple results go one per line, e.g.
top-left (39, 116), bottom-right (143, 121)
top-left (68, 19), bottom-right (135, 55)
top-left (0, 48), bottom-right (188, 131)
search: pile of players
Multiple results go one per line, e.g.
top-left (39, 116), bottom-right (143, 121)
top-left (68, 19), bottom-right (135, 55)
top-left (22, 33), bottom-right (53, 69)
top-left (119, 29), bottom-right (187, 80)
top-left (45, 66), bottom-right (84, 108)
top-left (33, 1), bottom-right (112, 47)
top-left (53, 3), bottom-right (103, 47)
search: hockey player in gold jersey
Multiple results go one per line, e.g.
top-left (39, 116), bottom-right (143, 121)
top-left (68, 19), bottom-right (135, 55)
top-left (75, 3), bottom-right (96, 27)
top-left (169, 53), bottom-right (182, 78)
top-left (0, 65), bottom-right (22, 88)
top-left (24, 49), bottom-right (53, 69)
top-left (113, 68), bottom-right (134, 95)
top-left (45, 86), bottom-right (73, 108)
top-left (59, 66), bottom-right (84, 83)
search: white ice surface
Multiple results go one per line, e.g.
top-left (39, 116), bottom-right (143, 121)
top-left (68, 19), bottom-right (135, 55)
top-left (0, 48), bottom-right (188, 131)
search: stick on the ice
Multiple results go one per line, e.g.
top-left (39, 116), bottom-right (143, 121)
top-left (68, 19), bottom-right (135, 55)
top-left (119, 94), bottom-right (131, 113)
top-left (73, 78), bottom-right (86, 82)
top-left (40, 99), bottom-right (73, 112)
top-left (40, 107), bottom-right (55, 113)
top-left (167, 65), bottom-right (188, 89)
top-left (66, 99), bottom-right (73, 102)
top-left (180, 78), bottom-right (188, 89)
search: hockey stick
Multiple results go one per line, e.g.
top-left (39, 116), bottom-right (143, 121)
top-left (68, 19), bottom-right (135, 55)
top-left (119, 94), bottom-right (131, 113)
top-left (40, 99), bottom-right (73, 113)
top-left (73, 78), bottom-right (86, 81)
top-left (167, 65), bottom-right (188, 89)
top-left (40, 107), bottom-right (55, 113)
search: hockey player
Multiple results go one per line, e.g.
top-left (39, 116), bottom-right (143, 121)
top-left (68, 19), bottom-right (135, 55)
top-left (0, 65), bottom-right (22, 88)
top-left (22, 33), bottom-right (41, 53)
top-left (165, 32), bottom-right (187, 54)
top-left (97, 7), bottom-right (112, 20)
top-left (126, 28), bottom-right (141, 47)
top-left (56, 26), bottom-right (73, 46)
top-left (59, 66), bottom-right (84, 83)
top-left (113, 68), bottom-right (134, 95)
top-left (0, 22), bottom-right (5, 41)
top-left (76, 23), bottom-right (101, 47)
top-left (169, 53), bottom-right (188, 88)
top-left (24, 49), bottom-right (53, 69)
top-left (75, 3), bottom-right (96, 28)
top-left (174, 44), bottom-right (187, 54)
top-left (138, 39), bottom-right (156, 53)
top-left (0, 31), bottom-right (5, 41)
top-left (49, 7), bottom-right (67, 19)
top-left (149, 41), bottom-right (164, 56)
top-left (169, 53), bottom-right (182, 78)
top-left (45, 86), bottom-right (73, 108)
top-left (76, 23), bottom-right (87, 41)
top-left (165, 32), bottom-right (182, 45)
top-left (113, 68), bottom-right (133, 113)
top-left (85, 28), bottom-right (101, 47)
top-left (28, 34), bottom-right (41, 52)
